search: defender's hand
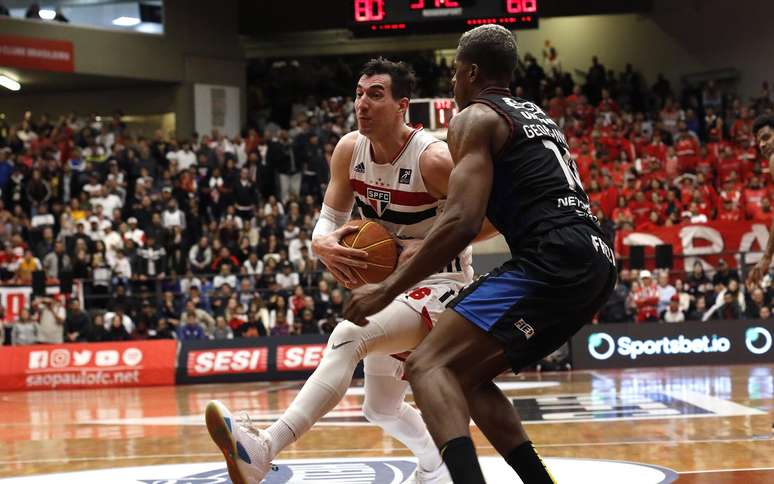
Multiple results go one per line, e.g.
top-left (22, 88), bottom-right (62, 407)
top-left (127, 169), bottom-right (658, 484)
top-left (344, 283), bottom-right (392, 326)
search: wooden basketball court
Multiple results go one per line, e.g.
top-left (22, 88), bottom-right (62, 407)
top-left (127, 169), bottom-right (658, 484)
top-left (0, 364), bottom-right (771, 482)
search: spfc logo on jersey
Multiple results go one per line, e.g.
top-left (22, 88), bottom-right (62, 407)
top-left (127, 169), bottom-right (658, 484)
top-left (366, 188), bottom-right (391, 216)
top-left (399, 168), bottom-right (412, 184)
top-left (354, 162), bottom-right (366, 173)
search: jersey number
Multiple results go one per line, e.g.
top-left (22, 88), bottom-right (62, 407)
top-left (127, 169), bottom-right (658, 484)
top-left (542, 140), bottom-right (583, 192)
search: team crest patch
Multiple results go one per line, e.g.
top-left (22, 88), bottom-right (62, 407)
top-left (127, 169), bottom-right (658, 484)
top-left (367, 187), bottom-right (391, 216)
top-left (354, 162), bottom-right (366, 173)
top-left (399, 168), bottom-right (412, 184)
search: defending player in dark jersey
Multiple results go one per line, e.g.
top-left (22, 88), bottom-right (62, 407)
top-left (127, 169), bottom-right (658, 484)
top-left (346, 25), bottom-right (617, 484)
top-left (747, 115), bottom-right (774, 285)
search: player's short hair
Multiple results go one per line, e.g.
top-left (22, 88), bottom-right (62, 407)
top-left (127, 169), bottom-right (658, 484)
top-left (753, 115), bottom-right (774, 135)
top-left (359, 57), bottom-right (416, 100)
top-left (457, 24), bottom-right (518, 83)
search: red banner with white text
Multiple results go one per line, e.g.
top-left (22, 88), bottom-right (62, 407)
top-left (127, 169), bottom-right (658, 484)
top-left (0, 35), bottom-right (74, 72)
top-left (0, 340), bottom-right (176, 391)
top-left (616, 221), bottom-right (770, 272)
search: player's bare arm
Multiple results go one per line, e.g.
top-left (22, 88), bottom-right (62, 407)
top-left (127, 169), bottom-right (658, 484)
top-left (398, 138), bottom-right (499, 265)
top-left (345, 103), bottom-right (504, 323)
top-left (311, 131), bottom-right (369, 287)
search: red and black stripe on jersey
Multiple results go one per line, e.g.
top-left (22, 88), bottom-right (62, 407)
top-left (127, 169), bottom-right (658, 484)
top-left (354, 198), bottom-right (437, 225)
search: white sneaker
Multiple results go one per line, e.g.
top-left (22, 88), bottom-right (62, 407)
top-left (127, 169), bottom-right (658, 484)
top-left (205, 400), bottom-right (273, 484)
top-left (406, 463), bottom-right (452, 484)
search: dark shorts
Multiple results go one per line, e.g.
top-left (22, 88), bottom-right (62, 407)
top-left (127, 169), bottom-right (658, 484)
top-left (449, 224), bottom-right (617, 373)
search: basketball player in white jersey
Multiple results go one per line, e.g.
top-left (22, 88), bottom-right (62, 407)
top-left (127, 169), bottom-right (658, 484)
top-left (205, 58), bottom-right (495, 484)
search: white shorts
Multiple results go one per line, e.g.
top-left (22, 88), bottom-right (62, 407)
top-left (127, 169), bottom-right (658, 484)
top-left (391, 272), bottom-right (471, 349)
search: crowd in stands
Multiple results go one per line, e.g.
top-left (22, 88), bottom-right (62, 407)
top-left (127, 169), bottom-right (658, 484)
top-left (1, 44), bottom-right (774, 346)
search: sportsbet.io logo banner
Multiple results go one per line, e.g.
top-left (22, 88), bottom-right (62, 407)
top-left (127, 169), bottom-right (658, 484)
top-left (572, 320), bottom-right (774, 369)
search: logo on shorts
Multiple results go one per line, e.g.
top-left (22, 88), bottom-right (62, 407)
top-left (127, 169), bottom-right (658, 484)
top-left (399, 168), bottom-right (412, 184)
top-left (514, 319), bottom-right (535, 339)
top-left (367, 188), bottom-right (391, 216)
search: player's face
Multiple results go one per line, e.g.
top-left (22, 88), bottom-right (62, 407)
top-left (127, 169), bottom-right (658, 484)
top-left (451, 57), bottom-right (474, 110)
top-left (756, 126), bottom-right (774, 160)
top-left (355, 74), bottom-right (404, 137)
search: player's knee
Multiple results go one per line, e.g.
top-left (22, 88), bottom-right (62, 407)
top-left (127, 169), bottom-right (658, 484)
top-left (328, 320), bottom-right (368, 359)
top-left (330, 320), bottom-right (364, 343)
top-left (362, 401), bottom-right (399, 426)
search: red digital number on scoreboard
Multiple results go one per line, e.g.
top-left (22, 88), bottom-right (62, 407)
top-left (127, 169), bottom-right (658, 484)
top-left (354, 0), bottom-right (385, 22)
top-left (410, 0), bottom-right (460, 10)
top-left (506, 0), bottom-right (537, 14)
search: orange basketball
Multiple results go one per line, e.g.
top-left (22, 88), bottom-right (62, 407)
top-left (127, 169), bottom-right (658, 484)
top-left (340, 219), bottom-right (399, 285)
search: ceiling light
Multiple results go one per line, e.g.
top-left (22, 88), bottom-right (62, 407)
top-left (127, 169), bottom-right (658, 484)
top-left (0, 75), bottom-right (21, 92)
top-left (112, 16), bottom-right (140, 26)
top-left (39, 9), bottom-right (56, 20)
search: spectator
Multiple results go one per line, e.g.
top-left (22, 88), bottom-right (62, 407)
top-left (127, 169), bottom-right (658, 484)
top-left (11, 308), bottom-right (38, 345)
top-left (276, 261), bottom-right (299, 291)
top-left (242, 251), bottom-right (264, 276)
top-left (745, 286), bottom-right (767, 319)
top-left (633, 270), bottom-right (660, 322)
top-left (43, 241), bottom-right (72, 280)
top-left (211, 315), bottom-right (234, 340)
top-left (687, 297), bottom-right (708, 321)
top-left (269, 295), bottom-right (293, 329)
top-left (188, 236), bottom-right (212, 274)
top-left (288, 229), bottom-right (312, 265)
top-left (104, 307), bottom-right (133, 333)
top-left (162, 199), bottom-right (186, 231)
top-left (16, 249), bottom-right (42, 282)
top-left (178, 312), bottom-right (206, 340)
top-left (213, 263), bottom-right (238, 290)
top-left (661, 294), bottom-right (685, 323)
top-left (270, 310), bottom-right (291, 336)
top-left (150, 318), bottom-right (176, 339)
top-left (105, 312), bottom-right (131, 341)
top-left (83, 313), bottom-right (108, 342)
top-left (656, 270), bottom-right (676, 314)
top-left (712, 258), bottom-right (739, 286)
top-left (296, 308), bottom-right (319, 334)
top-left (35, 297), bottom-right (65, 344)
top-left (63, 299), bottom-right (89, 342)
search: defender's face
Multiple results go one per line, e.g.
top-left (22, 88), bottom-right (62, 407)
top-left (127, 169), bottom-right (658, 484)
top-left (452, 56), bottom-right (474, 110)
top-left (355, 74), bottom-right (402, 136)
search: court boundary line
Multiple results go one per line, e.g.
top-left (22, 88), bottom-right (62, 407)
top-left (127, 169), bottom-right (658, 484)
top-left (679, 466), bottom-right (774, 474)
top-left (1, 437), bottom-right (771, 466)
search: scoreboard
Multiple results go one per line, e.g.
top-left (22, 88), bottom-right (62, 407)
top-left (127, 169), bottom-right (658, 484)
top-left (350, 0), bottom-right (539, 37)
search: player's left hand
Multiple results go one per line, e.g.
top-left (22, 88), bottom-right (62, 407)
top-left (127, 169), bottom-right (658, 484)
top-left (344, 283), bottom-right (393, 326)
top-left (396, 238), bottom-right (424, 266)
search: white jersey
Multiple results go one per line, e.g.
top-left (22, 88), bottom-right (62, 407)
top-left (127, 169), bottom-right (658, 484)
top-left (349, 128), bottom-right (473, 281)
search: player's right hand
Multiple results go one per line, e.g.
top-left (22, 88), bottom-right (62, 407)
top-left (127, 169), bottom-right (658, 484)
top-left (312, 225), bottom-right (369, 288)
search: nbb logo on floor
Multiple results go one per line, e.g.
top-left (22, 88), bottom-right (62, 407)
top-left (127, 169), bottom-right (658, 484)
top-left (571, 320), bottom-right (774, 369)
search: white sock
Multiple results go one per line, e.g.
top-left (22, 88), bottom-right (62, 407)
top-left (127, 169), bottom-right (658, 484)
top-left (266, 419), bottom-right (296, 456)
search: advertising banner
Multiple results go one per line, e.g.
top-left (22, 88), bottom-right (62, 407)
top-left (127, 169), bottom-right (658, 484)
top-left (0, 340), bottom-right (177, 391)
top-left (616, 221), bottom-right (769, 272)
top-left (571, 320), bottom-right (774, 369)
top-left (0, 35), bottom-right (75, 72)
top-left (177, 335), bottom-right (364, 384)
